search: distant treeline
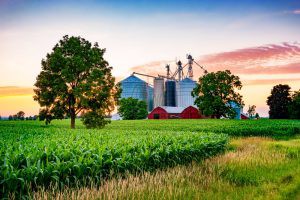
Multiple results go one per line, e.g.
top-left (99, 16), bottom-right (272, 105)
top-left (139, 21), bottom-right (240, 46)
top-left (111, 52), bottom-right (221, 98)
top-left (0, 111), bottom-right (38, 121)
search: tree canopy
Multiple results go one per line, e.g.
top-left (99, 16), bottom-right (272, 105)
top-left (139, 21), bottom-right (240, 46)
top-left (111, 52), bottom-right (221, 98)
top-left (192, 70), bottom-right (244, 119)
top-left (267, 84), bottom-right (291, 119)
top-left (34, 35), bottom-right (120, 128)
top-left (247, 105), bottom-right (256, 119)
top-left (8, 111), bottom-right (25, 121)
top-left (16, 111), bottom-right (25, 120)
top-left (118, 98), bottom-right (148, 120)
top-left (288, 90), bottom-right (300, 119)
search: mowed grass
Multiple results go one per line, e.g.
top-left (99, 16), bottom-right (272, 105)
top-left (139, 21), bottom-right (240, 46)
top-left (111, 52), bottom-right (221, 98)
top-left (34, 137), bottom-right (300, 200)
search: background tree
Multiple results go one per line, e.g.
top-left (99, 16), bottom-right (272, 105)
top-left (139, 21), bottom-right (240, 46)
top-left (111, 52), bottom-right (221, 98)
top-left (33, 115), bottom-right (38, 120)
top-left (16, 111), bottom-right (25, 120)
top-left (8, 115), bottom-right (13, 121)
top-left (267, 84), bottom-right (291, 119)
top-left (255, 113), bottom-right (260, 119)
top-left (247, 105), bottom-right (256, 119)
top-left (288, 90), bottom-right (300, 119)
top-left (118, 98), bottom-right (148, 120)
top-left (13, 114), bottom-right (18, 120)
top-left (192, 70), bottom-right (244, 119)
top-left (38, 108), bottom-right (52, 125)
top-left (34, 35), bottom-right (120, 128)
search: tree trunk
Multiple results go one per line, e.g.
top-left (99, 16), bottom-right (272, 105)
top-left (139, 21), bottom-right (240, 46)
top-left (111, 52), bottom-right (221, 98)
top-left (69, 93), bottom-right (76, 129)
top-left (71, 115), bottom-right (75, 129)
top-left (70, 109), bottom-right (76, 129)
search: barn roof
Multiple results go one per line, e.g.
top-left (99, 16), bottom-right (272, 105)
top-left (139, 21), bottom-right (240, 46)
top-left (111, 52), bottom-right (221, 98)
top-left (159, 106), bottom-right (185, 114)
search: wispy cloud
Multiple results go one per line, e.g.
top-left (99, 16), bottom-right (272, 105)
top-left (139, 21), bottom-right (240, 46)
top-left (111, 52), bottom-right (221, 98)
top-left (293, 9), bottom-right (300, 14)
top-left (244, 78), bottom-right (300, 86)
top-left (130, 42), bottom-right (300, 79)
top-left (198, 42), bottom-right (300, 73)
top-left (283, 9), bottom-right (300, 15)
top-left (0, 86), bottom-right (33, 97)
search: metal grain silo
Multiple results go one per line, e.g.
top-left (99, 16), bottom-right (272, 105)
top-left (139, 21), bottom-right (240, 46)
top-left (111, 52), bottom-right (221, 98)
top-left (176, 78), bottom-right (196, 108)
top-left (165, 80), bottom-right (176, 107)
top-left (153, 78), bottom-right (165, 108)
top-left (120, 75), bottom-right (147, 102)
top-left (228, 101), bottom-right (242, 119)
top-left (147, 85), bottom-right (154, 111)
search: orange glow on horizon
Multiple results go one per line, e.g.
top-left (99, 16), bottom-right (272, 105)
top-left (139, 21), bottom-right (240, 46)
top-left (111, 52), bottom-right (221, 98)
top-left (0, 95), bottom-right (39, 117)
top-left (0, 80), bottom-right (299, 118)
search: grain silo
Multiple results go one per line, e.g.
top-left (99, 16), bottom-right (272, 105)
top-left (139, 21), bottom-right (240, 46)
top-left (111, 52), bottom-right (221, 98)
top-left (153, 78), bottom-right (165, 108)
top-left (228, 101), bottom-right (242, 119)
top-left (120, 75), bottom-right (148, 102)
top-left (165, 80), bottom-right (176, 107)
top-left (176, 77), bottom-right (197, 108)
top-left (147, 85), bottom-right (154, 111)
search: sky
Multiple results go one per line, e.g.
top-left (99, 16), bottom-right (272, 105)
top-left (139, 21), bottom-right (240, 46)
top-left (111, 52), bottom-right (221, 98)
top-left (0, 0), bottom-right (300, 117)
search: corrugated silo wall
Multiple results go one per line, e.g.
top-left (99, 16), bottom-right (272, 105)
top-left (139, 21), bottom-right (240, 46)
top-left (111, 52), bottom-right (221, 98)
top-left (234, 108), bottom-right (242, 119)
top-left (176, 79), bottom-right (197, 108)
top-left (165, 80), bottom-right (176, 107)
top-left (120, 77), bottom-right (147, 102)
top-left (154, 78), bottom-right (164, 108)
top-left (147, 86), bottom-right (154, 111)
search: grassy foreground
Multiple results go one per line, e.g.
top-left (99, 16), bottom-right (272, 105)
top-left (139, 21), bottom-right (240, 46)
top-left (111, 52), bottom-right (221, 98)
top-left (0, 119), bottom-right (300, 199)
top-left (34, 137), bottom-right (300, 200)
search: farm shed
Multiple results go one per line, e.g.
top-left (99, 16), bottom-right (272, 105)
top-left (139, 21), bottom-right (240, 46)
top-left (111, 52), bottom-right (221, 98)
top-left (148, 106), bottom-right (185, 119)
top-left (111, 113), bottom-right (122, 120)
top-left (241, 113), bottom-right (249, 120)
top-left (180, 106), bottom-right (202, 119)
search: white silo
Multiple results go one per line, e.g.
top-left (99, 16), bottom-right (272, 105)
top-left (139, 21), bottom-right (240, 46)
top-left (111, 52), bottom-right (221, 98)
top-left (176, 77), bottom-right (197, 108)
top-left (153, 78), bottom-right (165, 108)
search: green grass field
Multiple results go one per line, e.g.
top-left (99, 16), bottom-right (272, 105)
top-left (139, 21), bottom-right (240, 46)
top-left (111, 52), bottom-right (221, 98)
top-left (1, 119), bottom-right (300, 199)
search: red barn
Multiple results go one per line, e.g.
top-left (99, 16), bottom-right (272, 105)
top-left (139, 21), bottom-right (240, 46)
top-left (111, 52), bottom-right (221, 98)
top-left (180, 106), bottom-right (202, 119)
top-left (148, 106), bottom-right (203, 119)
top-left (148, 106), bottom-right (185, 119)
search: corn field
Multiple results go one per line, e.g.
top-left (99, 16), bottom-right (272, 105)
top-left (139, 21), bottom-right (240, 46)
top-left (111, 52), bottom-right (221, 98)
top-left (0, 119), bottom-right (300, 198)
top-left (0, 121), bottom-right (228, 197)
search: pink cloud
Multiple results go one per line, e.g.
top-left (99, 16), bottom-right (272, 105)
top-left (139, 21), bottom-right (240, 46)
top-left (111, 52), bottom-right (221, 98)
top-left (130, 42), bottom-right (300, 78)
top-left (293, 9), bottom-right (300, 14)
top-left (131, 60), bottom-right (171, 76)
top-left (244, 78), bottom-right (300, 86)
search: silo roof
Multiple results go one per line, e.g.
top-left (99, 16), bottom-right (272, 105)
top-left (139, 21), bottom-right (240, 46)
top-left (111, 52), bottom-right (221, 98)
top-left (121, 75), bottom-right (146, 83)
top-left (227, 101), bottom-right (242, 108)
top-left (181, 77), bottom-right (196, 82)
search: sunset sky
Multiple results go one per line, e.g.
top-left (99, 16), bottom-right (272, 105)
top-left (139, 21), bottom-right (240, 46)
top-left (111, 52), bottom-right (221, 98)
top-left (0, 0), bottom-right (300, 117)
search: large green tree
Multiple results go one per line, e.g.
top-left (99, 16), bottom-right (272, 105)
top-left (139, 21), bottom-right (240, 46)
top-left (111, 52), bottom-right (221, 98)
top-left (192, 70), bottom-right (244, 119)
top-left (288, 90), bottom-right (300, 119)
top-left (118, 98), bottom-right (148, 120)
top-left (34, 35), bottom-right (120, 129)
top-left (267, 84), bottom-right (291, 119)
